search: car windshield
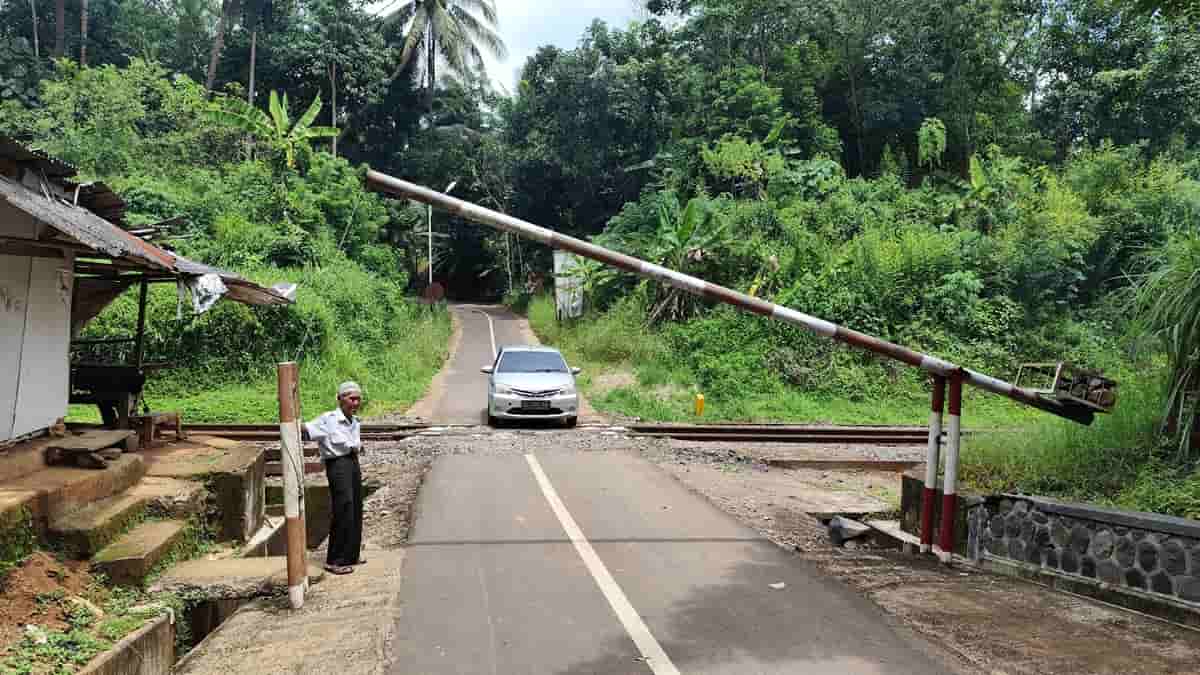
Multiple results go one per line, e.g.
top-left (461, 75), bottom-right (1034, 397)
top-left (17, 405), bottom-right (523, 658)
top-left (497, 351), bottom-right (567, 373)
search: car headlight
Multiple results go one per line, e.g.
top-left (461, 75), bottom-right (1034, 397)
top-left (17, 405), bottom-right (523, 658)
top-left (494, 383), bottom-right (513, 395)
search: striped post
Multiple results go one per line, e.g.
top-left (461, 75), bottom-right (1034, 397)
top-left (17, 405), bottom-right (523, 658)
top-left (364, 170), bottom-right (1097, 427)
top-left (278, 362), bottom-right (306, 609)
top-left (920, 376), bottom-right (946, 553)
top-left (938, 371), bottom-right (964, 561)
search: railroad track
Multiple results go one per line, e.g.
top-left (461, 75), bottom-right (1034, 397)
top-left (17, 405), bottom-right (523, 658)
top-left (182, 421), bottom-right (946, 476)
top-left (626, 424), bottom-right (939, 445)
top-left (183, 422), bottom-right (426, 441)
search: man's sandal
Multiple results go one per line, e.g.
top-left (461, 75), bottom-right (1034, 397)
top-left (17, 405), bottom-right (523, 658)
top-left (324, 563), bottom-right (354, 575)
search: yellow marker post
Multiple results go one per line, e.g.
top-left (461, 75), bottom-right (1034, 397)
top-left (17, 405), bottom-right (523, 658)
top-left (694, 393), bottom-right (705, 417)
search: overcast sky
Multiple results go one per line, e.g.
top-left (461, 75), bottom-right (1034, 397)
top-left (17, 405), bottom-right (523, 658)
top-left (365, 2), bottom-right (647, 92)
top-left (479, 1), bottom-right (644, 93)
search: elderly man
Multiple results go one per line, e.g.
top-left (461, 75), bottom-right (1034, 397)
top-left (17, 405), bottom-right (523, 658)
top-left (304, 381), bottom-right (365, 575)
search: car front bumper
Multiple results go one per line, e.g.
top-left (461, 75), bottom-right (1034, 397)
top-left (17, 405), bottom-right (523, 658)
top-left (489, 392), bottom-right (580, 419)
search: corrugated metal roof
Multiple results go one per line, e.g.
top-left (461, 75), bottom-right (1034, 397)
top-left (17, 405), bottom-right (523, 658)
top-left (0, 136), bottom-right (126, 222)
top-left (0, 176), bottom-right (292, 306)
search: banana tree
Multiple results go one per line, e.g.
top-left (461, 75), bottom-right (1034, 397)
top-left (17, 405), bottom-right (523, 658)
top-left (208, 90), bottom-right (338, 168)
top-left (643, 196), bottom-right (731, 324)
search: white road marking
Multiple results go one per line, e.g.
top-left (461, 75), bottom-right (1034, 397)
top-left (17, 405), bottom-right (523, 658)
top-left (524, 454), bottom-right (680, 675)
top-left (471, 307), bottom-right (498, 359)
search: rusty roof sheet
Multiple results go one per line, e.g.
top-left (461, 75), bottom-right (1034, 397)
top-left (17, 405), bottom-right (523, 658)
top-left (0, 136), bottom-right (126, 222)
top-left (0, 176), bottom-right (292, 306)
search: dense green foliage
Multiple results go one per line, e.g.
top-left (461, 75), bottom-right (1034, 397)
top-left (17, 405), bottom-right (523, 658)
top-left (2, 0), bottom-right (1199, 510)
top-left (1, 56), bottom-right (449, 422)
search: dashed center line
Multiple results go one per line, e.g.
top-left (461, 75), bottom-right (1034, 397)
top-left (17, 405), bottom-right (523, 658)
top-left (524, 453), bottom-right (680, 675)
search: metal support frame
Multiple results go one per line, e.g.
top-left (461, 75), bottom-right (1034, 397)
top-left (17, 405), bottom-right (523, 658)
top-left (920, 376), bottom-right (946, 553)
top-left (938, 372), bottom-right (964, 560)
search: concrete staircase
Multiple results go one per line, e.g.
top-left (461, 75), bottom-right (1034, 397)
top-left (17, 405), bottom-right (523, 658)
top-left (1, 432), bottom-right (269, 588)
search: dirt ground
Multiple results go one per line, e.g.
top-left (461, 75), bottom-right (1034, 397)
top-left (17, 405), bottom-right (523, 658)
top-left (0, 552), bottom-right (94, 649)
top-left (640, 442), bottom-right (1200, 675)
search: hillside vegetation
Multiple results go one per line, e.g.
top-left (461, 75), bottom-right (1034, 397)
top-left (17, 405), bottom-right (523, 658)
top-left (2, 0), bottom-right (1199, 513)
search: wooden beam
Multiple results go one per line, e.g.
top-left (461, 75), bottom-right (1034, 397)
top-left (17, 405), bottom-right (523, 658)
top-left (134, 278), bottom-right (148, 370)
top-left (0, 241), bottom-right (65, 259)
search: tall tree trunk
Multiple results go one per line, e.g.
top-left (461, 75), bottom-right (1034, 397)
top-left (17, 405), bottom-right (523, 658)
top-left (29, 0), bottom-right (39, 60)
top-left (330, 61), bottom-right (338, 157)
top-left (54, 0), bottom-right (64, 57)
top-left (205, 1), bottom-right (231, 94)
top-left (79, 0), bottom-right (87, 66)
top-left (248, 29), bottom-right (257, 106)
top-left (425, 26), bottom-right (436, 113)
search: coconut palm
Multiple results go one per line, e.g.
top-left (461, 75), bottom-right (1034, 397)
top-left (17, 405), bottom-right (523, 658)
top-left (384, 0), bottom-right (507, 111)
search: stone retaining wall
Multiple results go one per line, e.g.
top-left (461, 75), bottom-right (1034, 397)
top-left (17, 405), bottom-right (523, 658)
top-left (968, 495), bottom-right (1200, 608)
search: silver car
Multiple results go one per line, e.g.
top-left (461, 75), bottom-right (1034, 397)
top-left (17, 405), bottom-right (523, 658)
top-left (482, 346), bottom-right (581, 427)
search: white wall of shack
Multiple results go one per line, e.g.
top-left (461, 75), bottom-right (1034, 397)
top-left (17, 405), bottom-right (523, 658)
top-left (0, 201), bottom-right (74, 442)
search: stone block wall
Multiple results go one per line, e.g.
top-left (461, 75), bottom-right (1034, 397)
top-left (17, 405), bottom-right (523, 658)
top-left (968, 495), bottom-right (1200, 606)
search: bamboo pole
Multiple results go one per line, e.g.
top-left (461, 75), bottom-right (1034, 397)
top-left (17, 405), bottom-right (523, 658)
top-left (278, 362), bottom-right (306, 609)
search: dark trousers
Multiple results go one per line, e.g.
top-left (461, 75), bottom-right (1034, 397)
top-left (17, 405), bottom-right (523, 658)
top-left (324, 453), bottom-right (363, 566)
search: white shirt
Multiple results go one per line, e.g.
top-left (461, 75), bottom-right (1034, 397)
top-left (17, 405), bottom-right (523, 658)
top-left (304, 408), bottom-right (361, 461)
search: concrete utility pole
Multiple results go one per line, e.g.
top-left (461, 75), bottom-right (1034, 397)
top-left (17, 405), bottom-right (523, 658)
top-left (428, 180), bottom-right (457, 286)
top-left (278, 362), bottom-right (307, 609)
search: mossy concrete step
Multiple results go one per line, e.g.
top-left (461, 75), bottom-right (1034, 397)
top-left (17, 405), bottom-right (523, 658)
top-left (129, 476), bottom-right (208, 519)
top-left (45, 477), bottom-right (205, 558)
top-left (50, 492), bottom-right (151, 557)
top-left (92, 519), bottom-right (188, 586)
top-left (0, 454), bottom-right (145, 529)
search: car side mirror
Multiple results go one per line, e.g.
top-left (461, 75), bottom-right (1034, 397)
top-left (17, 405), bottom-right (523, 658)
top-left (570, 367), bottom-right (582, 376)
top-left (481, 366), bottom-right (494, 374)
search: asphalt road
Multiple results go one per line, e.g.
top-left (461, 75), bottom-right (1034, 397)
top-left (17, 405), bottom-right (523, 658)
top-left (429, 305), bottom-right (530, 425)
top-left (388, 451), bottom-right (953, 674)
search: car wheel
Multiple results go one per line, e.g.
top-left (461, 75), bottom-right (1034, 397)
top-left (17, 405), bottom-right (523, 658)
top-left (564, 416), bottom-right (578, 429)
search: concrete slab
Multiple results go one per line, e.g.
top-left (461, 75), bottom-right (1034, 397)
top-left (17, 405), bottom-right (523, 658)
top-left (78, 613), bottom-right (173, 675)
top-left (151, 556), bottom-right (326, 600)
top-left (0, 454), bottom-right (145, 524)
top-left (47, 430), bottom-right (136, 453)
top-left (92, 519), bottom-right (188, 586)
top-left (173, 549), bottom-right (402, 675)
top-left (0, 436), bottom-right (50, 483)
top-left (128, 476), bottom-right (208, 519)
top-left (266, 476), bottom-right (330, 549)
top-left (142, 438), bottom-right (264, 542)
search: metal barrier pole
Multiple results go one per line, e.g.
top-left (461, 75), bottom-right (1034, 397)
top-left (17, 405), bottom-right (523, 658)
top-left (920, 376), bottom-right (946, 553)
top-left (364, 170), bottom-right (1094, 426)
top-left (278, 362), bottom-right (306, 608)
top-left (938, 372), bottom-right (963, 561)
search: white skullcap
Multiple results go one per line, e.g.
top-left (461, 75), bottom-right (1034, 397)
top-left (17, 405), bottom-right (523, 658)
top-left (338, 381), bottom-right (362, 397)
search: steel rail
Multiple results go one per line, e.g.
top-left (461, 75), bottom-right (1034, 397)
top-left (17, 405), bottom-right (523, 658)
top-left (365, 170), bottom-right (1094, 426)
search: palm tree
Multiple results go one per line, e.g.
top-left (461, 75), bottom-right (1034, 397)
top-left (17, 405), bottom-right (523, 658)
top-left (242, 0), bottom-right (274, 106)
top-left (79, 0), bottom-right (88, 65)
top-left (206, 0), bottom-right (241, 92)
top-left (55, 0), bottom-right (64, 57)
top-left (384, 0), bottom-right (507, 112)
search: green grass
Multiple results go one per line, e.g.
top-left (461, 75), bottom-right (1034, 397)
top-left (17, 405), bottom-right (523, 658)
top-left (69, 305), bottom-right (451, 424)
top-left (1, 571), bottom-right (182, 675)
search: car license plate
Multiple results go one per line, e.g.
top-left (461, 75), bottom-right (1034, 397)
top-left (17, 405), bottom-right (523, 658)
top-left (523, 400), bottom-right (550, 410)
